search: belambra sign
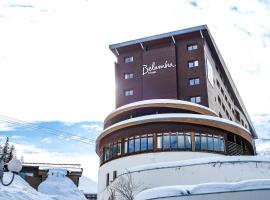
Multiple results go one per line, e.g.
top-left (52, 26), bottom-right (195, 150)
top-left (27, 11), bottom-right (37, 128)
top-left (142, 60), bottom-right (176, 75)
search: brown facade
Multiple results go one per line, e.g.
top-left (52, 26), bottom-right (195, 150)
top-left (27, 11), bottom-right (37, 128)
top-left (98, 25), bottom-right (257, 167)
top-left (110, 25), bottom-right (257, 138)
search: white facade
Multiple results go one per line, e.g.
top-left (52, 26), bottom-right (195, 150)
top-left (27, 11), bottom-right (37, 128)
top-left (98, 153), bottom-right (270, 199)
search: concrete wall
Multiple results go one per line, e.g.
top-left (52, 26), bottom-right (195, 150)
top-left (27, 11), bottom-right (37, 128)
top-left (98, 153), bottom-right (270, 199)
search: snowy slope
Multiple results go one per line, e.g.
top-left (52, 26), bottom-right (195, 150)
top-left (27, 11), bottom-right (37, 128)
top-left (79, 176), bottom-right (97, 194)
top-left (0, 172), bottom-right (53, 200)
top-left (38, 169), bottom-right (86, 200)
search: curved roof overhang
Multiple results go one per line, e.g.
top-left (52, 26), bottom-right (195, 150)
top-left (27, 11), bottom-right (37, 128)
top-left (96, 113), bottom-right (253, 155)
top-left (104, 99), bottom-right (218, 125)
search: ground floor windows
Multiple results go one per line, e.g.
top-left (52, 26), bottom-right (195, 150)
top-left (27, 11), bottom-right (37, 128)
top-left (101, 131), bottom-right (242, 164)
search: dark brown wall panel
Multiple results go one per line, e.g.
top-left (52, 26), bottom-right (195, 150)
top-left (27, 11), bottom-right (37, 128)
top-left (142, 45), bottom-right (177, 100)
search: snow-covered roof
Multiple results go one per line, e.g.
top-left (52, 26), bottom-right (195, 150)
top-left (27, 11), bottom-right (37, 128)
top-left (22, 163), bottom-right (82, 173)
top-left (102, 113), bottom-right (250, 137)
top-left (105, 99), bottom-right (217, 121)
top-left (125, 156), bottom-right (270, 174)
top-left (135, 179), bottom-right (270, 200)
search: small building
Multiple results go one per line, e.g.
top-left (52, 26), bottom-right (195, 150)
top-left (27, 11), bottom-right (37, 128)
top-left (84, 193), bottom-right (97, 200)
top-left (19, 162), bottom-right (83, 189)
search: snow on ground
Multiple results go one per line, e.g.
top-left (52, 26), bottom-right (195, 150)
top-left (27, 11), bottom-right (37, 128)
top-left (38, 169), bottom-right (86, 200)
top-left (0, 169), bottom-right (87, 200)
top-left (0, 172), bottom-right (52, 200)
top-left (135, 179), bottom-right (270, 200)
top-left (79, 176), bottom-right (97, 194)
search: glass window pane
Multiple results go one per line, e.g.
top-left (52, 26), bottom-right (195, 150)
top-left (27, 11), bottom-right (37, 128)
top-left (214, 137), bottom-right (219, 151)
top-left (220, 137), bottom-right (224, 152)
top-left (178, 134), bottom-right (185, 149)
top-left (113, 144), bottom-right (117, 157)
top-left (108, 145), bottom-right (113, 159)
top-left (135, 137), bottom-right (140, 152)
top-left (141, 137), bottom-right (147, 151)
top-left (117, 142), bottom-right (121, 156)
top-left (208, 135), bottom-right (214, 151)
top-left (163, 133), bottom-right (170, 149)
top-left (194, 60), bottom-right (199, 66)
top-left (129, 138), bottom-right (134, 153)
top-left (105, 147), bottom-right (109, 161)
top-left (171, 133), bottom-right (177, 149)
top-left (201, 135), bottom-right (207, 150)
top-left (157, 134), bottom-right (163, 149)
top-left (195, 135), bottom-right (201, 151)
top-left (185, 133), bottom-right (192, 149)
top-left (124, 140), bottom-right (128, 154)
top-left (148, 136), bottom-right (154, 150)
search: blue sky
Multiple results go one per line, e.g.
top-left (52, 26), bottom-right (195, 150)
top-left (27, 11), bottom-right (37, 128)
top-left (0, 0), bottom-right (270, 181)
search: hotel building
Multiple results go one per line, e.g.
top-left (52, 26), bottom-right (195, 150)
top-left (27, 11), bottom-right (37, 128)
top-left (95, 25), bottom-right (269, 199)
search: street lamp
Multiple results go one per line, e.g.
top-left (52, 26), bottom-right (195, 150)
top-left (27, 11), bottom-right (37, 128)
top-left (0, 138), bottom-right (22, 186)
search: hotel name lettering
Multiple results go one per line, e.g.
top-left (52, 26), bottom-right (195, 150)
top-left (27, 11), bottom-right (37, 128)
top-left (142, 60), bottom-right (176, 75)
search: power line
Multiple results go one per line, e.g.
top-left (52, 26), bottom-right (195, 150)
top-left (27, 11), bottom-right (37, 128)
top-left (0, 115), bottom-right (98, 145)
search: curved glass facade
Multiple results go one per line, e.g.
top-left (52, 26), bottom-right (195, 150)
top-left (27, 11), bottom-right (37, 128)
top-left (100, 131), bottom-right (228, 165)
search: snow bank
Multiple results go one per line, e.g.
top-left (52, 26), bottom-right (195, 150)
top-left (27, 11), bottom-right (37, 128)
top-left (125, 156), bottom-right (270, 174)
top-left (0, 172), bottom-right (52, 200)
top-left (38, 169), bottom-right (86, 200)
top-left (135, 179), bottom-right (270, 200)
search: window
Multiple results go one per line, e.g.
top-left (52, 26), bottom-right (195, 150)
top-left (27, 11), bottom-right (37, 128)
top-left (208, 135), bottom-right (214, 151)
top-left (216, 80), bottom-right (220, 88)
top-left (129, 137), bottom-right (134, 153)
top-left (235, 110), bottom-right (240, 121)
top-left (141, 135), bottom-right (147, 151)
top-left (190, 96), bottom-right (201, 104)
top-left (113, 171), bottom-right (117, 180)
top-left (187, 44), bottom-right (198, 51)
top-left (135, 136), bottom-right (140, 152)
top-left (221, 87), bottom-right (224, 95)
top-left (124, 73), bottom-right (134, 80)
top-left (117, 142), bottom-right (121, 156)
top-left (214, 136), bottom-right (219, 151)
top-left (188, 60), bottom-right (199, 68)
top-left (195, 134), bottom-right (201, 151)
top-left (225, 95), bottom-right (228, 102)
top-left (171, 133), bottom-right (178, 149)
top-left (124, 89), bottom-right (133, 96)
top-left (124, 56), bottom-right (133, 63)
top-left (201, 134), bottom-right (207, 150)
top-left (157, 134), bottom-right (163, 149)
top-left (189, 78), bottom-right (200, 86)
top-left (106, 173), bottom-right (109, 187)
top-left (148, 134), bottom-right (154, 150)
top-left (124, 139), bottom-right (128, 154)
top-left (178, 132), bottom-right (185, 149)
top-left (222, 103), bottom-right (225, 111)
top-left (218, 96), bottom-right (221, 105)
top-left (185, 133), bottom-right (192, 149)
top-left (163, 133), bottom-right (170, 149)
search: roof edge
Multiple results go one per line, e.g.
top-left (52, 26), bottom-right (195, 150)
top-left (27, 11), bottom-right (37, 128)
top-left (109, 25), bottom-right (207, 50)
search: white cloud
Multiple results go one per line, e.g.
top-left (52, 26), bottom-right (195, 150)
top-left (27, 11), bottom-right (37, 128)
top-left (81, 124), bottom-right (103, 132)
top-left (41, 137), bottom-right (53, 144)
top-left (0, 121), bottom-right (15, 131)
